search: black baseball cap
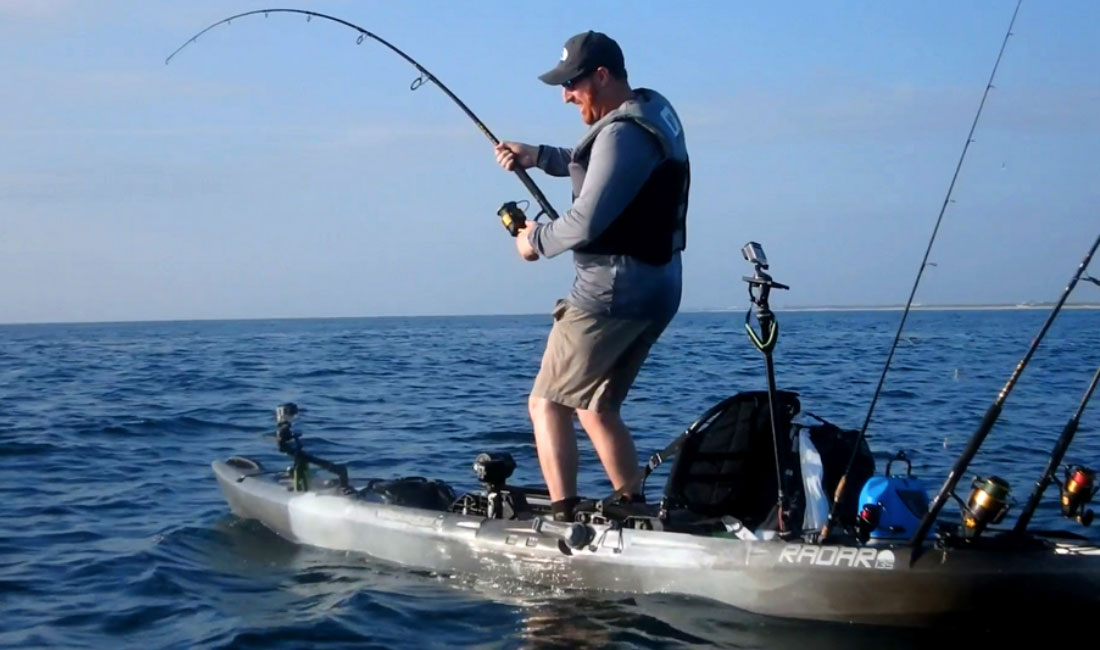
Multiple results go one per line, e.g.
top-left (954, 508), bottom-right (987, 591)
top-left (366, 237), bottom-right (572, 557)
top-left (538, 31), bottom-right (626, 86)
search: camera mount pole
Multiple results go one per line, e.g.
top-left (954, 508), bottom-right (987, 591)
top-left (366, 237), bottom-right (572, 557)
top-left (742, 242), bottom-right (791, 532)
top-left (274, 403), bottom-right (350, 492)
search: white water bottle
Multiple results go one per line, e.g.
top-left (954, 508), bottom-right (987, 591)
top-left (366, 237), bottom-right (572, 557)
top-left (800, 429), bottom-right (829, 530)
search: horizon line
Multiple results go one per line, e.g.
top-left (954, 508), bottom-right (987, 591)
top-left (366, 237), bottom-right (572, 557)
top-left (3, 301), bottom-right (1100, 327)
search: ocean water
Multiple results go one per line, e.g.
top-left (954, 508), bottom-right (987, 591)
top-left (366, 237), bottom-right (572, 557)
top-left (2, 309), bottom-right (1098, 648)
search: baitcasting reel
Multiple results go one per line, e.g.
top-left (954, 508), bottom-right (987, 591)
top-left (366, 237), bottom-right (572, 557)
top-left (1058, 465), bottom-right (1097, 526)
top-left (961, 475), bottom-right (1011, 539)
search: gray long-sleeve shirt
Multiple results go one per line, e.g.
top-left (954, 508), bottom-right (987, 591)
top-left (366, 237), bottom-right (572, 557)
top-left (528, 120), bottom-right (682, 320)
top-left (531, 122), bottom-right (660, 257)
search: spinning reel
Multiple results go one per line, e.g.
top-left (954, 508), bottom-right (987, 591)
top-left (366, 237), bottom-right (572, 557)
top-left (1057, 465), bottom-right (1097, 526)
top-left (960, 476), bottom-right (1011, 539)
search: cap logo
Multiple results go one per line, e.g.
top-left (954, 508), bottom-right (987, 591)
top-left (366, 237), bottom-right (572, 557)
top-left (561, 47), bottom-right (568, 61)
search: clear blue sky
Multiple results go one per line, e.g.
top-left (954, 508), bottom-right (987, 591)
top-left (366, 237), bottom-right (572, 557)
top-left (2, 1), bottom-right (1097, 323)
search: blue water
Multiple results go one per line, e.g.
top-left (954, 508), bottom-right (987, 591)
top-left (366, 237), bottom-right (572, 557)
top-left (2, 309), bottom-right (1098, 648)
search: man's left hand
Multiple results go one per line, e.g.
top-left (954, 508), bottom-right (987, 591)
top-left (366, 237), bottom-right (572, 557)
top-left (516, 222), bottom-right (539, 261)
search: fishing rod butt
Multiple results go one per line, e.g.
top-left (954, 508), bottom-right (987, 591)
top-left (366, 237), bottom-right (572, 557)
top-left (818, 475), bottom-right (851, 540)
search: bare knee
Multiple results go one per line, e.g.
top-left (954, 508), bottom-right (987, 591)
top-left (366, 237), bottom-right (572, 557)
top-left (576, 408), bottom-right (623, 431)
top-left (528, 395), bottom-right (548, 419)
top-left (529, 395), bottom-right (572, 421)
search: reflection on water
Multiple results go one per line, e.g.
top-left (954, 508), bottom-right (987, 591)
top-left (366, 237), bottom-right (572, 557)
top-left (219, 517), bottom-right (1022, 649)
top-left (505, 591), bottom-right (1027, 649)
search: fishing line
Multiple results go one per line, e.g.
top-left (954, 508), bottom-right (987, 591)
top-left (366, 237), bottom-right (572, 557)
top-left (165, 8), bottom-right (560, 221)
top-left (820, 0), bottom-right (1024, 541)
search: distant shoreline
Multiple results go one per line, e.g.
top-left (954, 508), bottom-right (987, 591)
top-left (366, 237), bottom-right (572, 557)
top-left (4, 303), bottom-right (1100, 327)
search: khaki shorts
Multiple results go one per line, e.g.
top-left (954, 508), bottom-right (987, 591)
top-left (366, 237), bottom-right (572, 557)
top-left (532, 300), bottom-right (669, 412)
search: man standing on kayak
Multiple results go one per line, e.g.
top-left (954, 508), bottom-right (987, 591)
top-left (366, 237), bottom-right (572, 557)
top-left (494, 31), bottom-right (690, 522)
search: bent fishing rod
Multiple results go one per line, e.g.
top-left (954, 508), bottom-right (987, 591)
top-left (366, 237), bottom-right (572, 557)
top-left (818, 0), bottom-right (1023, 541)
top-left (909, 231), bottom-right (1100, 549)
top-left (165, 8), bottom-right (560, 224)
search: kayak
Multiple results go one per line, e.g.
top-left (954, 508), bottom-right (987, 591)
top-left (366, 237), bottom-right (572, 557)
top-left (212, 451), bottom-right (1100, 627)
top-left (209, 238), bottom-right (1100, 627)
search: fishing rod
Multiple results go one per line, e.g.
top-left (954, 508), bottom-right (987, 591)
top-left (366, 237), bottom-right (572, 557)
top-left (818, 0), bottom-right (1023, 541)
top-left (909, 231), bottom-right (1100, 548)
top-left (165, 8), bottom-right (560, 224)
top-left (1013, 268), bottom-right (1100, 532)
top-left (1014, 358), bottom-right (1100, 532)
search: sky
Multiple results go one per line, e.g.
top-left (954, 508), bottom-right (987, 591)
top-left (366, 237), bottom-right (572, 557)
top-left (1, 0), bottom-right (1098, 323)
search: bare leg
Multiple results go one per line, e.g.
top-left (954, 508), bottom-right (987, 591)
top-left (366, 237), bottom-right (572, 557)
top-left (528, 396), bottom-right (578, 502)
top-left (576, 409), bottom-right (639, 492)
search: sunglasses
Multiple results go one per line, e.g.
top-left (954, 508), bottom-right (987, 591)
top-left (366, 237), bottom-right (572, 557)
top-left (561, 69), bottom-right (594, 89)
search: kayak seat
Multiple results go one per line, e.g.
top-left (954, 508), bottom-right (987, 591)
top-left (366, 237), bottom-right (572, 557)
top-left (662, 390), bottom-right (804, 531)
top-left (360, 476), bottom-right (457, 511)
